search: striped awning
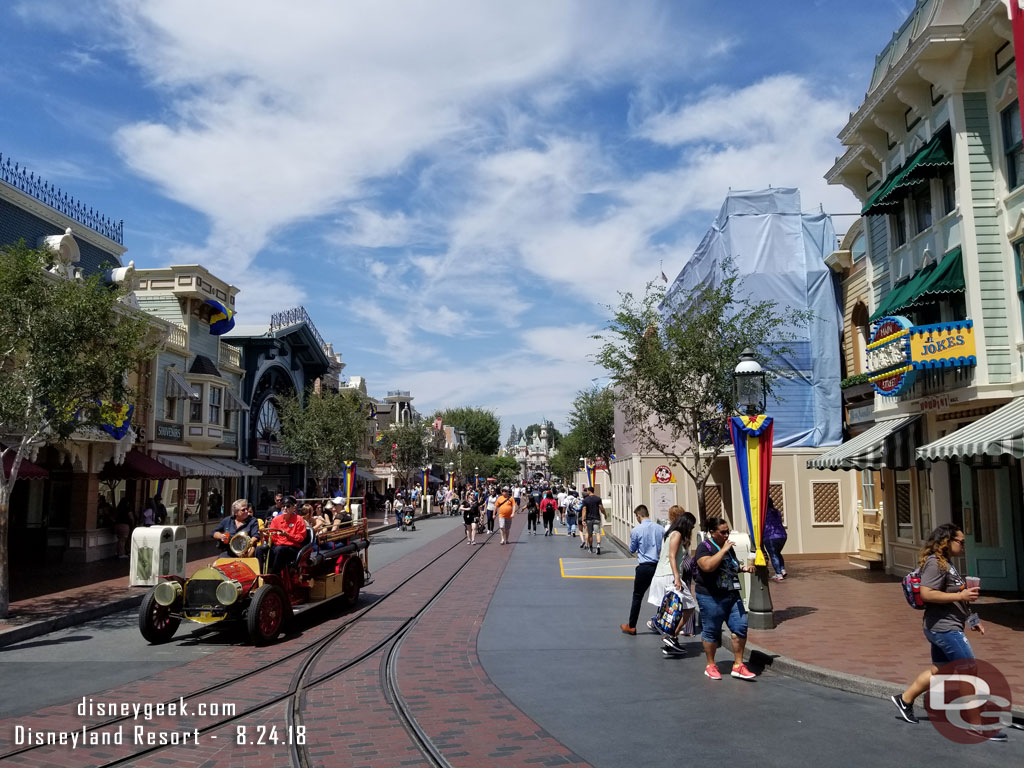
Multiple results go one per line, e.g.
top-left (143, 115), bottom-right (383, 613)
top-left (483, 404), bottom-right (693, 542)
top-left (156, 453), bottom-right (223, 478)
top-left (206, 457), bottom-right (263, 477)
top-left (166, 368), bottom-right (199, 400)
top-left (807, 415), bottom-right (920, 471)
top-left (917, 398), bottom-right (1024, 461)
top-left (223, 389), bottom-right (250, 412)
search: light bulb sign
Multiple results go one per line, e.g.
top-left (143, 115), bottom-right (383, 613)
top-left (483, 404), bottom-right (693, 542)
top-left (866, 316), bottom-right (977, 397)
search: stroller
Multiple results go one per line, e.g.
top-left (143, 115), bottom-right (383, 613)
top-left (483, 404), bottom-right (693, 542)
top-left (400, 504), bottom-right (416, 531)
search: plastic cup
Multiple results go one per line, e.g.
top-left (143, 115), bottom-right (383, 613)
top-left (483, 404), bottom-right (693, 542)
top-left (965, 576), bottom-right (980, 590)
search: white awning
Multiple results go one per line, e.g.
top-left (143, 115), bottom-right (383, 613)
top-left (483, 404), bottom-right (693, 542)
top-left (206, 457), bottom-right (263, 477)
top-left (918, 398), bottom-right (1024, 461)
top-left (156, 453), bottom-right (222, 477)
top-left (223, 389), bottom-right (250, 412)
top-left (807, 415), bottom-right (920, 471)
top-left (166, 368), bottom-right (199, 400)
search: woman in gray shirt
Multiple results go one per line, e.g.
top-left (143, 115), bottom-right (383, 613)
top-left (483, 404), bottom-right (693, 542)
top-left (889, 524), bottom-right (1003, 740)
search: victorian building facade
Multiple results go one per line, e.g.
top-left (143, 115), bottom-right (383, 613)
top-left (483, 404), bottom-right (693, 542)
top-left (820, 0), bottom-right (1024, 592)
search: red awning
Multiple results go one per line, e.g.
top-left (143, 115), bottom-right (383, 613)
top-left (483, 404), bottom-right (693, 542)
top-left (99, 450), bottom-right (180, 481)
top-left (1, 448), bottom-right (49, 481)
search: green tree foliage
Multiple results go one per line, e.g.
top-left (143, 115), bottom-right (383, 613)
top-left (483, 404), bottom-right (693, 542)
top-left (444, 448), bottom-right (493, 486)
top-left (0, 242), bottom-right (159, 616)
top-left (548, 431), bottom-right (584, 481)
top-left (276, 388), bottom-right (366, 495)
top-left (491, 455), bottom-right (520, 485)
top-left (595, 263), bottom-right (808, 521)
top-left (567, 386), bottom-right (615, 462)
top-left (437, 407), bottom-right (501, 455)
top-left (386, 422), bottom-right (428, 492)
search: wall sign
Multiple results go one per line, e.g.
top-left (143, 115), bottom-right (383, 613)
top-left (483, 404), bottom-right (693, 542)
top-left (866, 317), bottom-right (978, 398)
top-left (866, 316), bottom-right (915, 396)
top-left (651, 465), bottom-right (675, 484)
top-left (155, 422), bottom-right (183, 442)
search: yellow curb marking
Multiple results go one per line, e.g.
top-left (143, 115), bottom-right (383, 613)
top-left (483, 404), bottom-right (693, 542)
top-left (558, 557), bottom-right (634, 579)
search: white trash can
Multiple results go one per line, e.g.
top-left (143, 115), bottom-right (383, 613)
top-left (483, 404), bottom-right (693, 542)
top-left (350, 502), bottom-right (362, 521)
top-left (130, 525), bottom-right (187, 586)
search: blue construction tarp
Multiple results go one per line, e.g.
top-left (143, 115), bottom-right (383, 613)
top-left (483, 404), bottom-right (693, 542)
top-left (662, 188), bottom-right (842, 448)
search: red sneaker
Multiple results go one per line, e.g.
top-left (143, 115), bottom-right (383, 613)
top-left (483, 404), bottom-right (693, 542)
top-left (704, 664), bottom-right (722, 680)
top-left (730, 663), bottom-right (756, 680)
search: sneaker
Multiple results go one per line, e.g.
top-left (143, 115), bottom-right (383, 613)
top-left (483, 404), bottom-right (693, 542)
top-left (646, 619), bottom-right (656, 632)
top-left (663, 635), bottom-right (684, 652)
top-left (771, 575), bottom-right (784, 582)
top-left (968, 730), bottom-right (1008, 742)
top-left (730, 663), bottom-right (756, 680)
top-left (580, 542), bottom-right (585, 549)
top-left (596, 546), bottom-right (601, 555)
top-left (704, 664), bottom-right (722, 681)
top-left (890, 694), bottom-right (918, 724)
top-left (663, 646), bottom-right (686, 656)
top-left (620, 624), bottom-right (636, 635)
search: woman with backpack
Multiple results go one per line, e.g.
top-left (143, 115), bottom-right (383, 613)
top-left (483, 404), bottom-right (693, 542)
top-left (647, 508), bottom-right (697, 655)
top-left (525, 494), bottom-right (540, 535)
top-left (564, 490), bottom-right (580, 538)
top-left (540, 491), bottom-right (558, 536)
top-left (889, 524), bottom-right (1002, 740)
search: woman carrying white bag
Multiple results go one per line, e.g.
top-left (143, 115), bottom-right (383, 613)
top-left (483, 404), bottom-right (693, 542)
top-left (648, 508), bottom-right (698, 655)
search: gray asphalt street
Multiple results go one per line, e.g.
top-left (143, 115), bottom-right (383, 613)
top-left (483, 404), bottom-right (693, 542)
top-left (478, 523), bottom-right (1024, 768)
top-left (0, 515), bottom-right (464, 719)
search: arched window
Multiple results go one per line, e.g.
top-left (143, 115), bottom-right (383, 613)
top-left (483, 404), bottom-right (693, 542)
top-left (851, 301), bottom-right (870, 375)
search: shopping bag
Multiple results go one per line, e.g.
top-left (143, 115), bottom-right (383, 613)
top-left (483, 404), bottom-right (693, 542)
top-left (653, 589), bottom-right (684, 636)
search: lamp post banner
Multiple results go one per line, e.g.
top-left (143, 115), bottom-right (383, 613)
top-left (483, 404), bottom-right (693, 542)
top-left (585, 461), bottom-right (596, 490)
top-left (729, 415), bottom-right (774, 566)
top-left (343, 460), bottom-right (356, 512)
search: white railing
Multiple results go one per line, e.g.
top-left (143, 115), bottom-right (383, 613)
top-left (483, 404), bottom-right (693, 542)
top-left (219, 343), bottom-right (241, 368)
top-left (168, 324), bottom-right (187, 349)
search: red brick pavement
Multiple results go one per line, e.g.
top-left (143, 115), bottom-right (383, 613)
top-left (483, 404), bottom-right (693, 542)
top-left (748, 560), bottom-right (1024, 704)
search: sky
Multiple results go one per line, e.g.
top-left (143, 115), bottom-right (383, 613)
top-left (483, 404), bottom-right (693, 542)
top-left (0, 0), bottom-right (917, 433)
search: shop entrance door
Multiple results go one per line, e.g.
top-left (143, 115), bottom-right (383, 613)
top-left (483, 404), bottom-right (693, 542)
top-left (959, 465), bottom-right (1020, 591)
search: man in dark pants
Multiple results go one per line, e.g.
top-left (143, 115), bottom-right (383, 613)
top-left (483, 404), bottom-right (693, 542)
top-left (621, 505), bottom-right (662, 635)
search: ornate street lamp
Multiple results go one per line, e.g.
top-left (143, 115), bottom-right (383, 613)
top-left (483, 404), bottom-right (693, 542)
top-left (730, 347), bottom-right (775, 630)
top-left (733, 347), bottom-right (767, 415)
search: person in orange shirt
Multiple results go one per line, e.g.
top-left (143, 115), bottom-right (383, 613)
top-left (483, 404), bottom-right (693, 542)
top-left (255, 496), bottom-right (308, 573)
top-left (496, 487), bottom-right (517, 545)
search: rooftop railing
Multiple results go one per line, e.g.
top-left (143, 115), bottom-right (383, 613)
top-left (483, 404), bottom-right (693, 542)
top-left (269, 306), bottom-right (328, 353)
top-left (0, 152), bottom-right (124, 244)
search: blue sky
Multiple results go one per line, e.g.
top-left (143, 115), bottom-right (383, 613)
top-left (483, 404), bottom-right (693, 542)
top-left (0, 0), bottom-right (915, 432)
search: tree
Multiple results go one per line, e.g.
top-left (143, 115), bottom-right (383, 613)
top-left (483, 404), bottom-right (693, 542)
top-left (596, 264), bottom-right (808, 522)
top-left (0, 243), bottom-right (158, 617)
top-left (276, 388), bottom-right (365, 496)
top-left (387, 422), bottom-right (428, 493)
top-left (491, 456), bottom-right (520, 485)
top-left (567, 386), bottom-right (615, 462)
top-left (505, 424), bottom-right (517, 449)
top-left (437, 407), bottom-right (501, 455)
top-left (548, 431), bottom-right (584, 481)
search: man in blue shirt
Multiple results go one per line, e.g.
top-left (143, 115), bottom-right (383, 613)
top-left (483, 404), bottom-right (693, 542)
top-left (621, 505), bottom-right (662, 635)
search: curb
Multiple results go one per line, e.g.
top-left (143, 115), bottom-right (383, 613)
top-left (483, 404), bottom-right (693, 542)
top-left (0, 513), bottom-right (448, 649)
top-left (728, 636), bottom-right (1024, 722)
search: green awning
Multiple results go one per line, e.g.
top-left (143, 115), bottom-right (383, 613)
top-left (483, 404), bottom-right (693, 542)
top-left (869, 248), bottom-right (964, 323)
top-left (862, 133), bottom-right (953, 216)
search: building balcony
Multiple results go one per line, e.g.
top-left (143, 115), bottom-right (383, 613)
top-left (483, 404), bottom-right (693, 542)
top-left (167, 324), bottom-right (188, 353)
top-left (219, 343), bottom-right (242, 370)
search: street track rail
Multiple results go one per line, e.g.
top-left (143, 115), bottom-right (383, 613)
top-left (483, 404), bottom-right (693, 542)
top-left (0, 525), bottom-right (483, 767)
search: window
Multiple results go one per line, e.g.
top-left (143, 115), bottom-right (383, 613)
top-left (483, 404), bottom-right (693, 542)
top-left (851, 233), bottom-right (866, 263)
top-left (1002, 101), bottom-right (1024, 190)
top-left (940, 167), bottom-right (956, 215)
top-left (209, 386), bottom-right (222, 426)
top-left (769, 483), bottom-right (786, 525)
top-left (910, 185), bottom-right (932, 234)
top-left (189, 384), bottom-right (203, 423)
top-left (890, 209), bottom-right (907, 248)
top-left (704, 485), bottom-right (723, 519)
top-left (1015, 241), bottom-right (1024, 337)
top-left (895, 470), bottom-right (913, 538)
top-left (917, 467), bottom-right (933, 537)
top-left (164, 397), bottom-right (176, 420)
top-left (861, 470), bottom-right (877, 511)
top-left (812, 482), bottom-right (842, 525)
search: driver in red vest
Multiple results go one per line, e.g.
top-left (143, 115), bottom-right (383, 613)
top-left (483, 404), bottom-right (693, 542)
top-left (255, 496), bottom-right (307, 573)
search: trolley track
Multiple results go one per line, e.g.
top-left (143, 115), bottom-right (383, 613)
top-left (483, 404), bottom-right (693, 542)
top-left (0, 524), bottom-right (479, 766)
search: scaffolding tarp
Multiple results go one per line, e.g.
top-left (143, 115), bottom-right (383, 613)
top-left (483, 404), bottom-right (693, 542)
top-left (662, 188), bottom-right (842, 448)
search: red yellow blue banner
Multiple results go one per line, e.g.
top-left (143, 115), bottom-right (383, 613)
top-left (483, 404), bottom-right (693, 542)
top-left (729, 415), bottom-right (774, 566)
top-left (585, 461), bottom-right (596, 489)
top-left (343, 460), bottom-right (356, 512)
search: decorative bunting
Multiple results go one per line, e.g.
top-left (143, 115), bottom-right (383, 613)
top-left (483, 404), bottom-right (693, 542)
top-left (98, 401), bottom-right (134, 440)
top-left (729, 415), bottom-right (774, 566)
top-left (342, 460), bottom-right (356, 513)
top-left (204, 299), bottom-right (236, 335)
top-left (585, 460), bottom-right (596, 490)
